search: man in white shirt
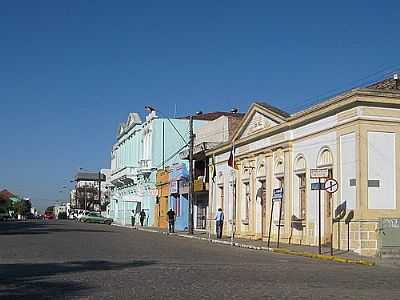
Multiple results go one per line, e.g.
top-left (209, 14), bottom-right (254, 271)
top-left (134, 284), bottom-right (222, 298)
top-left (215, 208), bottom-right (224, 239)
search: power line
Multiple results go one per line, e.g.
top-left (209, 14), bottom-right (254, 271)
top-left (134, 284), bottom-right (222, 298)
top-left (283, 65), bottom-right (400, 113)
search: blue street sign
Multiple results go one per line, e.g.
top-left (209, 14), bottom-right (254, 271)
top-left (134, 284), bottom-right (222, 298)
top-left (272, 188), bottom-right (283, 201)
top-left (311, 183), bottom-right (325, 190)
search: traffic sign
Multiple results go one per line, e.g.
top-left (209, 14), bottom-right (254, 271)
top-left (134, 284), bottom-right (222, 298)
top-left (310, 168), bottom-right (329, 179)
top-left (324, 179), bottom-right (338, 193)
top-left (272, 188), bottom-right (283, 201)
top-left (311, 182), bottom-right (325, 190)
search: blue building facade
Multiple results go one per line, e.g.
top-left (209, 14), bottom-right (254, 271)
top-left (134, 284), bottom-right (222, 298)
top-left (109, 109), bottom-right (207, 227)
top-left (168, 163), bottom-right (190, 231)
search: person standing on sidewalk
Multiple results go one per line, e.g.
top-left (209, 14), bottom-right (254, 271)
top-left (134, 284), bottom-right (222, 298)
top-left (167, 208), bottom-right (176, 233)
top-left (215, 208), bottom-right (224, 239)
top-left (139, 209), bottom-right (146, 227)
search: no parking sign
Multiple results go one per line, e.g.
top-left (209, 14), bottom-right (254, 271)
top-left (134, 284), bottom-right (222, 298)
top-left (324, 179), bottom-right (338, 194)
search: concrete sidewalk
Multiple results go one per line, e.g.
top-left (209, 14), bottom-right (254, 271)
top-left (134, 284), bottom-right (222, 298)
top-left (115, 224), bottom-right (376, 266)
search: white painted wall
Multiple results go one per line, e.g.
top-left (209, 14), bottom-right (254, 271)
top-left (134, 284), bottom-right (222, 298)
top-left (292, 132), bottom-right (337, 243)
top-left (292, 115), bottom-right (337, 140)
top-left (368, 131), bottom-right (396, 209)
top-left (340, 133), bottom-right (357, 209)
top-left (196, 116), bottom-right (230, 144)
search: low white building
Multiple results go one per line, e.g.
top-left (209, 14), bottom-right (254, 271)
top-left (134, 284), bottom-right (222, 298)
top-left (54, 204), bottom-right (67, 219)
top-left (207, 76), bottom-right (400, 256)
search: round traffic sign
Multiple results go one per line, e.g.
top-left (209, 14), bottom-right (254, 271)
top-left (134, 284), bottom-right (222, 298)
top-left (324, 179), bottom-right (338, 193)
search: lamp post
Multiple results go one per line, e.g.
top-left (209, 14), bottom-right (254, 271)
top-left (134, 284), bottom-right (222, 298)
top-left (188, 115), bottom-right (194, 234)
top-left (144, 105), bottom-right (196, 234)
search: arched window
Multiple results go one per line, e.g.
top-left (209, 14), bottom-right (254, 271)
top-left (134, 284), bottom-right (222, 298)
top-left (317, 147), bottom-right (333, 168)
top-left (256, 160), bottom-right (266, 179)
top-left (294, 155), bottom-right (306, 174)
top-left (294, 155), bottom-right (307, 220)
top-left (274, 159), bottom-right (284, 177)
top-left (317, 147), bottom-right (334, 236)
top-left (256, 159), bottom-right (266, 210)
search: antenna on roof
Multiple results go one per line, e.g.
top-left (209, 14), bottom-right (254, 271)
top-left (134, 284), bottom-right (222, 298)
top-left (230, 108), bottom-right (238, 113)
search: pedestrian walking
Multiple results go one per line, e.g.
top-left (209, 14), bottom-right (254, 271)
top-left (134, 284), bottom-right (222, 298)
top-left (167, 208), bottom-right (176, 233)
top-left (139, 209), bottom-right (146, 227)
top-left (215, 208), bottom-right (224, 239)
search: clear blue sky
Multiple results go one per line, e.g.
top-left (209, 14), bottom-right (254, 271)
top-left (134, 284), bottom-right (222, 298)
top-left (1, 1), bottom-right (399, 210)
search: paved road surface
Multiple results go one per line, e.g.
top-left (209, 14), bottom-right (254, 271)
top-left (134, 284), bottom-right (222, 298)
top-left (1, 220), bottom-right (400, 299)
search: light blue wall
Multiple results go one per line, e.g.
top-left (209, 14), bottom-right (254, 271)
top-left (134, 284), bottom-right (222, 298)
top-left (152, 118), bottom-right (208, 169)
top-left (111, 116), bottom-right (208, 227)
top-left (115, 125), bottom-right (141, 170)
top-left (169, 194), bottom-right (189, 231)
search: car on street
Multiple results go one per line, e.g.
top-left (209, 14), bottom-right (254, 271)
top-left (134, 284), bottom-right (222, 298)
top-left (80, 212), bottom-right (113, 225)
top-left (76, 210), bottom-right (91, 221)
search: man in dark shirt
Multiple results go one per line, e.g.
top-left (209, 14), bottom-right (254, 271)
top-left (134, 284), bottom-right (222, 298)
top-left (167, 208), bottom-right (176, 233)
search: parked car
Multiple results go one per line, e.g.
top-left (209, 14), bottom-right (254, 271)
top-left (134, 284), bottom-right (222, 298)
top-left (76, 210), bottom-right (90, 222)
top-left (80, 212), bottom-right (113, 225)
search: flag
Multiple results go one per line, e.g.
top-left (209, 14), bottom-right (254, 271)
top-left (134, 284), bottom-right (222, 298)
top-left (209, 155), bottom-right (216, 182)
top-left (228, 145), bottom-right (238, 170)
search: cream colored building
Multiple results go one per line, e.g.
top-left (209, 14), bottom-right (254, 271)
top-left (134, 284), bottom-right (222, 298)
top-left (207, 76), bottom-right (400, 256)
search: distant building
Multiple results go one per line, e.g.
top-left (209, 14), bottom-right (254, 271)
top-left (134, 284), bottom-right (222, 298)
top-left (54, 203), bottom-right (67, 218)
top-left (72, 171), bottom-right (107, 212)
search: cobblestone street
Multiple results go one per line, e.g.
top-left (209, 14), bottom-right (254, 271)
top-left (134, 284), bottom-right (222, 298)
top-left (1, 220), bottom-right (400, 299)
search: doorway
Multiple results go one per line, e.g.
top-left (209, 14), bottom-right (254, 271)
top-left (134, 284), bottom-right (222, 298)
top-left (258, 179), bottom-right (267, 236)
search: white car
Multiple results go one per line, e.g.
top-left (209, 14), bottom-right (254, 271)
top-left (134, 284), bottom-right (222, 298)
top-left (77, 210), bottom-right (91, 222)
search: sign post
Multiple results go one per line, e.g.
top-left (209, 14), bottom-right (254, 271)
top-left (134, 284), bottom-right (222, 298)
top-left (324, 178), bottom-right (339, 255)
top-left (268, 188), bottom-right (283, 248)
top-left (345, 210), bottom-right (354, 252)
top-left (310, 169), bottom-right (329, 255)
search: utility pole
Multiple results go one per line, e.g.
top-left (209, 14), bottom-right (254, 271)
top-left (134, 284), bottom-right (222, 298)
top-left (84, 185), bottom-right (87, 211)
top-left (188, 115), bottom-right (194, 234)
top-left (98, 171), bottom-right (102, 213)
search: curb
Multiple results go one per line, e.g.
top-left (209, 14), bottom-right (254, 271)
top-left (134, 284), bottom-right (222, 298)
top-left (114, 224), bottom-right (375, 266)
top-left (271, 248), bottom-right (375, 266)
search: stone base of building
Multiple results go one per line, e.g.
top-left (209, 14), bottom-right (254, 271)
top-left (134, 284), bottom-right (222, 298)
top-left (231, 220), bottom-right (379, 257)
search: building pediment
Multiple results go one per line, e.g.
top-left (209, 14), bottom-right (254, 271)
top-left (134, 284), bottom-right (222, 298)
top-left (234, 102), bottom-right (289, 141)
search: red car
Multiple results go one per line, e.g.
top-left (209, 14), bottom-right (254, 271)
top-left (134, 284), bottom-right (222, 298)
top-left (44, 212), bottom-right (55, 220)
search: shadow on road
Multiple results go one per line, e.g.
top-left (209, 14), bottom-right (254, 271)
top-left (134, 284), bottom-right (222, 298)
top-left (0, 260), bottom-right (157, 299)
top-left (0, 220), bottom-right (114, 235)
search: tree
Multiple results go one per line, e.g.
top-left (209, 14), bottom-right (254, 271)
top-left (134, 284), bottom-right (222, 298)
top-left (13, 200), bottom-right (31, 216)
